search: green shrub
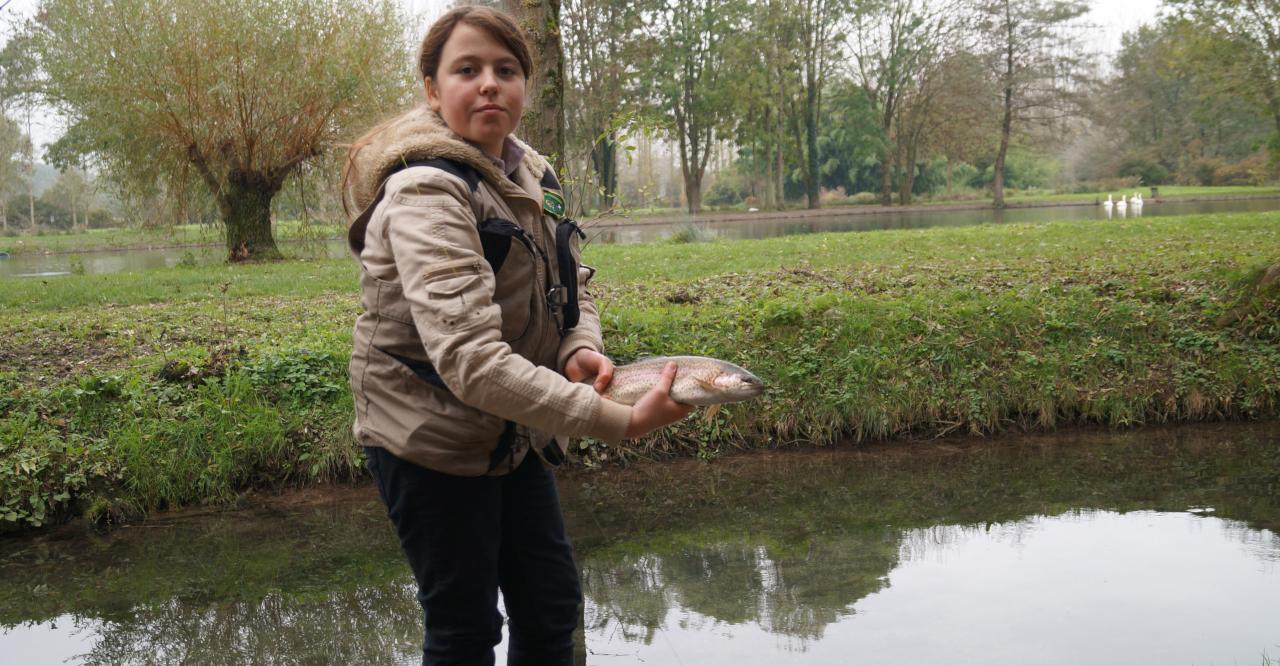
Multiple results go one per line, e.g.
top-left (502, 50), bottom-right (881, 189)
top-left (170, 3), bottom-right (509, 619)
top-left (1117, 158), bottom-right (1170, 185)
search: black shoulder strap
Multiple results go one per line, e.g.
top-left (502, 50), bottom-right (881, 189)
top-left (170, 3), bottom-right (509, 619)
top-left (555, 218), bottom-right (585, 334)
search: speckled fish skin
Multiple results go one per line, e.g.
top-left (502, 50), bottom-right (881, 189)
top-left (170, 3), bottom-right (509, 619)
top-left (596, 355), bottom-right (766, 406)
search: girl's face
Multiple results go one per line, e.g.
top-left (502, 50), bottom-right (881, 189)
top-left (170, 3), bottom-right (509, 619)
top-left (426, 23), bottom-right (526, 159)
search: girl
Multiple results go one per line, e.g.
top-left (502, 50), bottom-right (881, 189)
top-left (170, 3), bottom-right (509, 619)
top-left (341, 7), bottom-right (691, 665)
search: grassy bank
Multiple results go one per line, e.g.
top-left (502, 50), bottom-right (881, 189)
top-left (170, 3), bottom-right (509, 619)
top-left (0, 219), bottom-right (346, 256)
top-left (1, 211), bottom-right (1277, 532)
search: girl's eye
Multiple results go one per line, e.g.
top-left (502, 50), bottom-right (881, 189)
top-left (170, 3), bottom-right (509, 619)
top-left (458, 65), bottom-right (475, 75)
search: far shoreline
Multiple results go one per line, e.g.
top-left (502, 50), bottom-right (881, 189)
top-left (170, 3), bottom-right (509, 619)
top-left (585, 192), bottom-right (1280, 228)
top-left (4, 191), bottom-right (1280, 257)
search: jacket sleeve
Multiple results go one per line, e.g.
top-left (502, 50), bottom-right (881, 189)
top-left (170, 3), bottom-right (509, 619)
top-left (556, 231), bottom-right (606, 372)
top-left (382, 170), bottom-right (632, 443)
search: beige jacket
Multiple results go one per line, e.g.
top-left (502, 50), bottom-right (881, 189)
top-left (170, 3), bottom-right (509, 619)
top-left (345, 107), bottom-right (632, 476)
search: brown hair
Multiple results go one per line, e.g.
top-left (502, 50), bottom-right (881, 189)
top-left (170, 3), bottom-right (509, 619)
top-left (341, 6), bottom-right (533, 220)
top-left (418, 6), bottom-right (533, 82)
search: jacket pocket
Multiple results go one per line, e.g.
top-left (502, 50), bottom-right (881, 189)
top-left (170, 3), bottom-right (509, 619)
top-left (364, 345), bottom-right (507, 457)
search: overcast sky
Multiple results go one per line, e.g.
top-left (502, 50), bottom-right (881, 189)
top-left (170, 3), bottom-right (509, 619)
top-left (1, 0), bottom-right (1165, 152)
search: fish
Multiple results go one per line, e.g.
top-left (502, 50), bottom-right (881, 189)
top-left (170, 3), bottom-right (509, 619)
top-left (589, 356), bottom-right (766, 412)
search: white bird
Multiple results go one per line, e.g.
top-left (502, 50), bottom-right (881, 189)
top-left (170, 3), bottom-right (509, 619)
top-left (1102, 194), bottom-right (1113, 210)
top-left (1117, 195), bottom-right (1128, 211)
top-left (1131, 193), bottom-right (1143, 212)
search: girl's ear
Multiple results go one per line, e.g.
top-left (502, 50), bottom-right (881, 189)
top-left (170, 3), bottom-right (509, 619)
top-left (425, 78), bottom-right (441, 113)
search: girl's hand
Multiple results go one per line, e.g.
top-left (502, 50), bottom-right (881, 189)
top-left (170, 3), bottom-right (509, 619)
top-left (564, 347), bottom-right (614, 393)
top-left (624, 362), bottom-right (694, 438)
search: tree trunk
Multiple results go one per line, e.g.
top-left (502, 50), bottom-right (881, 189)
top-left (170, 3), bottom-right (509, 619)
top-left (684, 171), bottom-right (703, 213)
top-left (26, 109), bottom-right (35, 232)
top-left (775, 131), bottom-right (785, 210)
top-left (218, 171), bottom-right (283, 262)
top-left (503, 0), bottom-right (565, 172)
top-left (590, 129), bottom-right (617, 211)
top-left (878, 110), bottom-right (894, 206)
top-left (898, 143), bottom-right (917, 206)
top-left (804, 75), bottom-right (820, 209)
top-left (992, 0), bottom-right (1014, 209)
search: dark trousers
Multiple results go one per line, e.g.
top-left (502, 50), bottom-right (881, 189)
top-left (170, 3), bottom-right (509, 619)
top-left (364, 446), bottom-right (582, 666)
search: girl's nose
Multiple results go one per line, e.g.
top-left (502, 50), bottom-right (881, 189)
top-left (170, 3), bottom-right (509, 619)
top-left (478, 69), bottom-right (499, 94)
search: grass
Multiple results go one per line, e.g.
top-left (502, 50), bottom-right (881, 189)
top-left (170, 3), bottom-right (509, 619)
top-left (0, 210), bottom-right (1277, 533)
top-left (0, 219), bottom-right (346, 256)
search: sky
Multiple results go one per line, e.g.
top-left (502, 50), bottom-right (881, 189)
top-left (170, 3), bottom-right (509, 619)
top-left (0, 0), bottom-right (1164, 152)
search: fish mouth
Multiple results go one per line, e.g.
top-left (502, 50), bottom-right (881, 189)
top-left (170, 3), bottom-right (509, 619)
top-left (738, 374), bottom-right (767, 396)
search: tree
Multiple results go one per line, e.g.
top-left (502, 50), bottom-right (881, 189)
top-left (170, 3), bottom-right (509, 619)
top-left (1169, 0), bottom-right (1280, 169)
top-left (848, 0), bottom-right (958, 206)
top-left (645, 0), bottom-right (744, 214)
top-left (813, 77), bottom-right (883, 194)
top-left (726, 0), bottom-right (803, 210)
top-left (503, 0), bottom-right (566, 169)
top-left (563, 0), bottom-right (643, 212)
top-left (793, 0), bottom-right (850, 209)
top-left (27, 0), bottom-right (408, 261)
top-left (1107, 20), bottom-right (1269, 178)
top-left (0, 114), bottom-right (28, 232)
top-left (972, 0), bottom-right (1091, 207)
top-left (46, 167), bottom-right (95, 231)
top-left (919, 51), bottom-right (1000, 191)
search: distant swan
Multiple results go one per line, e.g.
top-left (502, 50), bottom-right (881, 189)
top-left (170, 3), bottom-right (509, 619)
top-left (1102, 194), bottom-right (1113, 210)
top-left (1116, 195), bottom-right (1128, 211)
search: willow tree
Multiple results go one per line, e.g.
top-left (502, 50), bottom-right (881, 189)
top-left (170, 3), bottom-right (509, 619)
top-left (28, 0), bottom-right (408, 261)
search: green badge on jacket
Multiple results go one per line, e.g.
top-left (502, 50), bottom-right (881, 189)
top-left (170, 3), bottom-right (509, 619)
top-left (543, 190), bottom-right (565, 218)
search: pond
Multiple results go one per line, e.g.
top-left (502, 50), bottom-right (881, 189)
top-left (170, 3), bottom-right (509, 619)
top-left (2, 421), bottom-right (1278, 665)
top-left (2, 196), bottom-right (1278, 278)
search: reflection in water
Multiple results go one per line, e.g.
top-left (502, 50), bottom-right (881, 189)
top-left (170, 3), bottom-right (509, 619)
top-left (578, 510), bottom-right (1280, 665)
top-left (73, 586), bottom-right (422, 666)
top-left (583, 531), bottom-right (899, 646)
top-left (1, 423), bottom-right (1279, 664)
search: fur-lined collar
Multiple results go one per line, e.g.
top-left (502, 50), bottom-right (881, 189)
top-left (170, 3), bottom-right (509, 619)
top-left (345, 106), bottom-right (550, 218)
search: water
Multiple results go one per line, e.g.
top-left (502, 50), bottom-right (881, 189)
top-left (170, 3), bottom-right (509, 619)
top-left (582, 196), bottom-right (1280, 245)
top-left (1, 422), bottom-right (1278, 665)
top-left (3, 197), bottom-right (1277, 278)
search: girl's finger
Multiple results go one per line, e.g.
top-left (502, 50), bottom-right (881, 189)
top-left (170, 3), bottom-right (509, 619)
top-left (655, 362), bottom-right (678, 393)
top-left (594, 360), bottom-right (614, 392)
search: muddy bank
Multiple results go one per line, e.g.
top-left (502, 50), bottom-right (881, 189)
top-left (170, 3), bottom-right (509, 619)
top-left (34, 419), bottom-right (1273, 539)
